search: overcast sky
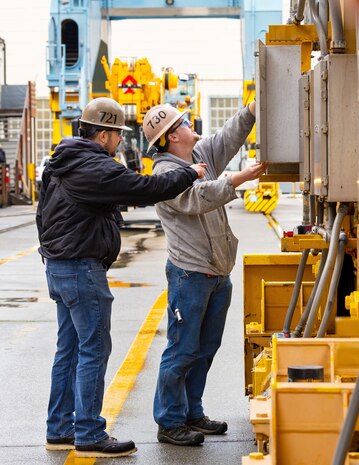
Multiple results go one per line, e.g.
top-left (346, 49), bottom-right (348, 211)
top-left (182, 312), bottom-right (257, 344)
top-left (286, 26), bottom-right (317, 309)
top-left (0, 1), bottom-right (289, 97)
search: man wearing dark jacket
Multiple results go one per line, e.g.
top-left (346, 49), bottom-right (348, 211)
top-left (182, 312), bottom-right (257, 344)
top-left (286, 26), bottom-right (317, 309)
top-left (36, 97), bottom-right (205, 458)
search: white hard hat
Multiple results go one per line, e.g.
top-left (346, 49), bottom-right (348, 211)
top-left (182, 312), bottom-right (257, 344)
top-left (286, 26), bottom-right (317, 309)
top-left (80, 97), bottom-right (131, 130)
top-left (143, 104), bottom-right (188, 152)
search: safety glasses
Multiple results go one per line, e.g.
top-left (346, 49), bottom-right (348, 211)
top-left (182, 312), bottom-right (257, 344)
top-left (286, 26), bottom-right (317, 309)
top-left (168, 117), bottom-right (192, 134)
top-left (111, 129), bottom-right (123, 137)
top-left (98, 128), bottom-right (123, 137)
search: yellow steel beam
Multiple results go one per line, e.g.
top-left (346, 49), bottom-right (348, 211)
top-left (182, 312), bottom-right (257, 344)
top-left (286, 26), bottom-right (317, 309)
top-left (265, 23), bottom-right (332, 73)
top-left (281, 235), bottom-right (357, 252)
top-left (266, 24), bottom-right (326, 43)
top-left (260, 174), bottom-right (300, 183)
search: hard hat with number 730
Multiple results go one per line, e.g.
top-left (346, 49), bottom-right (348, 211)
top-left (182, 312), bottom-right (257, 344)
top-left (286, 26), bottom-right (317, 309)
top-left (143, 104), bottom-right (188, 152)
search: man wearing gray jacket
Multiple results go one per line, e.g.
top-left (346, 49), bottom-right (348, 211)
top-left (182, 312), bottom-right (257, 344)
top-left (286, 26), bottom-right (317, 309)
top-left (143, 102), bottom-right (267, 447)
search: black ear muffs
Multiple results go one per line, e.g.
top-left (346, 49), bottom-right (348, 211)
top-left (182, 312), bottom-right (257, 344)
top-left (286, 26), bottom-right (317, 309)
top-left (78, 127), bottom-right (86, 137)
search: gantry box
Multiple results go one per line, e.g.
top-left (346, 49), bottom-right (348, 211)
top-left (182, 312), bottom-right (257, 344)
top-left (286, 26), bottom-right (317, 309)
top-left (312, 54), bottom-right (358, 201)
top-left (255, 40), bottom-right (302, 177)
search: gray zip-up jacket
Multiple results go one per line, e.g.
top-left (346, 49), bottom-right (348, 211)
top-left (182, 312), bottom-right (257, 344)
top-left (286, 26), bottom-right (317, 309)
top-left (152, 105), bottom-right (255, 276)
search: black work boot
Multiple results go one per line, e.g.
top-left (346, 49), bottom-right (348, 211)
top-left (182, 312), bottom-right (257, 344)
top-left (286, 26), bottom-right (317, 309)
top-left (75, 436), bottom-right (137, 457)
top-left (46, 435), bottom-right (75, 450)
top-left (157, 425), bottom-right (205, 446)
top-left (186, 416), bottom-right (228, 434)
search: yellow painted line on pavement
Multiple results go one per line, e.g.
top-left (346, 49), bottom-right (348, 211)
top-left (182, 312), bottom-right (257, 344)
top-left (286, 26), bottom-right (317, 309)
top-left (265, 213), bottom-right (283, 240)
top-left (0, 245), bottom-right (38, 265)
top-left (63, 290), bottom-right (168, 465)
top-left (108, 280), bottom-right (151, 288)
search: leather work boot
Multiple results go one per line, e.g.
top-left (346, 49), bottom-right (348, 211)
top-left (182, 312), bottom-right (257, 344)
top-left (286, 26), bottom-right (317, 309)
top-left (46, 435), bottom-right (75, 450)
top-left (75, 436), bottom-right (137, 458)
top-left (186, 416), bottom-right (228, 434)
top-left (157, 425), bottom-right (205, 446)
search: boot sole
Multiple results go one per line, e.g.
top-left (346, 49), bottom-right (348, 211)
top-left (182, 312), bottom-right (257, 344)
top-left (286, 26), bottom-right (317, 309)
top-left (46, 443), bottom-right (75, 451)
top-left (75, 447), bottom-right (137, 458)
top-left (158, 435), bottom-right (204, 446)
top-left (188, 426), bottom-right (228, 435)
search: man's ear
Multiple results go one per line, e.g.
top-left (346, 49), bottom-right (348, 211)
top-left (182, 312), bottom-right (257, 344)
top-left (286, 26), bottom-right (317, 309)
top-left (167, 132), bottom-right (178, 144)
top-left (95, 130), bottom-right (107, 144)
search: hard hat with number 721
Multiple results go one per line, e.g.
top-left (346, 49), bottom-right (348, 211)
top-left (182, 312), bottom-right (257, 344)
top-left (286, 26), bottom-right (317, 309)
top-left (79, 97), bottom-right (131, 130)
top-left (143, 104), bottom-right (188, 152)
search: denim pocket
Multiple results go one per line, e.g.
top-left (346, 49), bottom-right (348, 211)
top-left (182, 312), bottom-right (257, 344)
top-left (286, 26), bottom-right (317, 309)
top-left (87, 268), bottom-right (114, 302)
top-left (49, 273), bottom-right (79, 307)
top-left (166, 263), bottom-right (197, 281)
top-left (178, 269), bottom-right (197, 279)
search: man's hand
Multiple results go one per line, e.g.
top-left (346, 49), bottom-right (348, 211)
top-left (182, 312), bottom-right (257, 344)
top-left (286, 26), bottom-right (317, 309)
top-left (248, 100), bottom-right (256, 117)
top-left (241, 161), bottom-right (268, 181)
top-left (230, 161), bottom-right (268, 188)
top-left (190, 163), bottom-right (207, 178)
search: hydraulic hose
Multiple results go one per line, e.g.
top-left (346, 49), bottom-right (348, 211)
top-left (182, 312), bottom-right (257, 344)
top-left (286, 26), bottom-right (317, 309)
top-left (316, 232), bottom-right (347, 337)
top-left (295, 202), bottom-right (335, 337)
top-left (303, 203), bottom-right (350, 337)
top-left (292, 248), bottom-right (328, 338)
top-left (283, 249), bottom-right (310, 336)
top-left (308, 0), bottom-right (329, 58)
top-left (292, 0), bottom-right (307, 24)
top-left (314, 225), bottom-right (330, 242)
top-left (319, 0), bottom-right (329, 37)
top-left (331, 376), bottom-right (359, 465)
top-left (328, 0), bottom-right (346, 52)
top-left (327, 202), bottom-right (337, 232)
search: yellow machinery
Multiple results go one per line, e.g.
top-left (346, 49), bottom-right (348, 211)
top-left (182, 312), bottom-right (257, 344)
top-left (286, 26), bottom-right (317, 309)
top-left (243, 181), bottom-right (280, 214)
top-left (101, 55), bottom-right (200, 127)
top-left (101, 56), bottom-right (163, 125)
top-left (242, 80), bottom-right (256, 160)
top-left (242, 1), bottom-right (359, 464)
top-left (101, 55), bottom-right (201, 174)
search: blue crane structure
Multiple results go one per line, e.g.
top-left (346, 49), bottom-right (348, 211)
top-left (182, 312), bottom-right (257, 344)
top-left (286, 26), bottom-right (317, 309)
top-left (47, 0), bottom-right (282, 136)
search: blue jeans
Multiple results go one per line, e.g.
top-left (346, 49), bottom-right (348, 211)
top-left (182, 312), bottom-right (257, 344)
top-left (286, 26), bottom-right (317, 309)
top-left (45, 258), bottom-right (113, 445)
top-left (154, 260), bottom-right (232, 428)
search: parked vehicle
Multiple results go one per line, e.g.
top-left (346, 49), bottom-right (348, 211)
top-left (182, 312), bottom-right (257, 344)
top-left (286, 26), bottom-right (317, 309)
top-left (36, 155), bottom-right (50, 190)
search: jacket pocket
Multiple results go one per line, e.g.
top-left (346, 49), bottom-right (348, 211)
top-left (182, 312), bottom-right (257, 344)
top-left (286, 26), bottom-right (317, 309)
top-left (208, 228), bottom-right (238, 273)
top-left (226, 228), bottom-right (239, 271)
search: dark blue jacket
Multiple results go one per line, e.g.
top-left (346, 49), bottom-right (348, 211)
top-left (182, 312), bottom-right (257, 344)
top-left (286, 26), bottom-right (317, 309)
top-left (36, 138), bottom-right (197, 268)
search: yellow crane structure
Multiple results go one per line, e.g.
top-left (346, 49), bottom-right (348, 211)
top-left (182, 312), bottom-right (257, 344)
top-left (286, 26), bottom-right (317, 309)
top-left (101, 56), bottom-right (163, 125)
